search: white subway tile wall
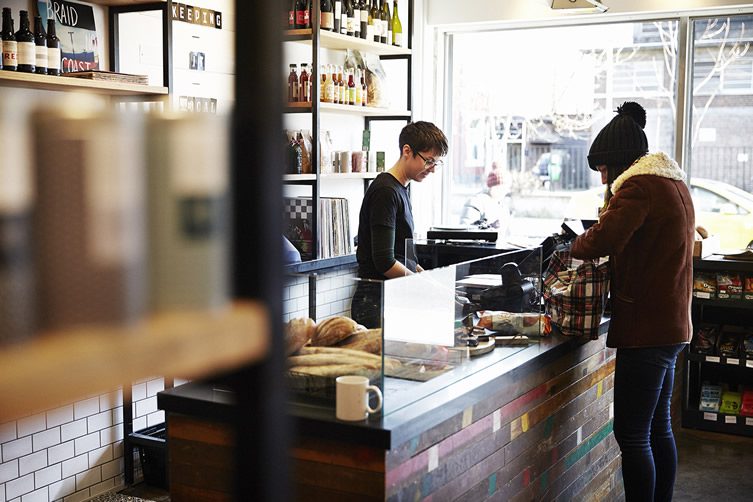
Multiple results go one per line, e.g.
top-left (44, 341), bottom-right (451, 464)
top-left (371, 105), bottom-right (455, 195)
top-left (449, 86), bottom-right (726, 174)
top-left (0, 377), bottom-right (167, 501)
top-left (283, 267), bottom-right (359, 322)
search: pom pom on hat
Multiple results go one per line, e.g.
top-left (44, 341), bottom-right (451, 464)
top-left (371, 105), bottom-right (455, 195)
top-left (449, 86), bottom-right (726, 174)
top-left (587, 101), bottom-right (649, 171)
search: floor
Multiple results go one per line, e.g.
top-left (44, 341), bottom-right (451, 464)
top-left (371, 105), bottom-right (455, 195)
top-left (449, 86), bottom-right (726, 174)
top-left (104, 427), bottom-right (751, 501)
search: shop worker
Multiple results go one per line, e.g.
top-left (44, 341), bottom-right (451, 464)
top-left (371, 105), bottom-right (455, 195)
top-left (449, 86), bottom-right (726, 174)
top-left (570, 102), bottom-right (694, 502)
top-left (350, 121), bottom-right (449, 328)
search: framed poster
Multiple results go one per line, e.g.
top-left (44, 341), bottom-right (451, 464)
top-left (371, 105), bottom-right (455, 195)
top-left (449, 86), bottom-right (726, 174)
top-left (37, 0), bottom-right (100, 72)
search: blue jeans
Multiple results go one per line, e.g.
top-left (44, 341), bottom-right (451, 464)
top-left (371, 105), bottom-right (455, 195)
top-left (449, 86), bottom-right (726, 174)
top-left (613, 343), bottom-right (685, 502)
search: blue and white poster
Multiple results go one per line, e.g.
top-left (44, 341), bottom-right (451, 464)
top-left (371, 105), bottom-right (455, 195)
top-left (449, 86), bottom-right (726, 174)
top-left (37, 0), bottom-right (100, 72)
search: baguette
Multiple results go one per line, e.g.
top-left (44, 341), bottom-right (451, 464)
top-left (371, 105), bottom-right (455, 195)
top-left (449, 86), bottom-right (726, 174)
top-left (336, 328), bottom-right (382, 354)
top-left (312, 316), bottom-right (360, 346)
top-left (288, 352), bottom-right (382, 369)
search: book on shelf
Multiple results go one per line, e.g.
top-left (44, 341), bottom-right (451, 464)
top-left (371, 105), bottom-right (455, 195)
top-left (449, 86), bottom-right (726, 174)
top-left (62, 70), bottom-right (150, 85)
top-left (283, 197), bottom-right (352, 260)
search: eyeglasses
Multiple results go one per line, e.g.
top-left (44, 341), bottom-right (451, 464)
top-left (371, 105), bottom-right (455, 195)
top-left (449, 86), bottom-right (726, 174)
top-left (413, 149), bottom-right (444, 169)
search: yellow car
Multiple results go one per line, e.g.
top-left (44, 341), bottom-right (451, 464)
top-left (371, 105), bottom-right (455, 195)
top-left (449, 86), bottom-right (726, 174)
top-left (565, 178), bottom-right (753, 250)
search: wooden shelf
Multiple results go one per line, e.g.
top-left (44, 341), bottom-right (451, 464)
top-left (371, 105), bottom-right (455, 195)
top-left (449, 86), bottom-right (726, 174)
top-left (0, 71), bottom-right (168, 96)
top-left (284, 174), bottom-right (317, 182)
top-left (284, 172), bottom-right (380, 182)
top-left (284, 101), bottom-right (410, 117)
top-left (283, 29), bottom-right (411, 56)
top-left (0, 302), bottom-right (269, 422)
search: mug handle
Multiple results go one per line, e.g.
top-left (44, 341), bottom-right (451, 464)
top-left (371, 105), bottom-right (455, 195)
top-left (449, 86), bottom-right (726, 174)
top-left (366, 385), bottom-right (383, 414)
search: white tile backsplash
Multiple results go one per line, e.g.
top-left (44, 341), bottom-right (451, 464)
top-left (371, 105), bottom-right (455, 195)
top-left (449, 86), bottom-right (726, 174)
top-left (87, 446), bottom-right (112, 469)
top-left (16, 416), bottom-right (46, 440)
top-left (60, 455), bottom-right (87, 480)
top-left (5, 474), bottom-right (33, 499)
top-left (18, 452), bottom-right (47, 477)
top-left (46, 443), bottom-right (73, 466)
top-left (0, 423), bottom-right (17, 444)
top-left (134, 397), bottom-right (158, 419)
top-left (59, 422), bottom-right (85, 445)
top-left (0, 459), bottom-right (19, 483)
top-left (98, 426), bottom-right (122, 447)
top-left (74, 467), bottom-right (100, 491)
top-left (45, 408), bottom-right (72, 430)
top-left (3, 438), bottom-right (32, 463)
top-left (86, 413), bottom-right (112, 435)
top-left (33, 465), bottom-right (61, 490)
top-left (48, 475), bottom-right (75, 501)
top-left (146, 411), bottom-right (165, 428)
top-left (88, 477), bottom-right (114, 497)
top-left (145, 379), bottom-right (164, 398)
top-left (131, 383), bottom-right (147, 402)
top-left (72, 400), bottom-right (99, 422)
top-left (98, 391), bottom-right (123, 413)
top-left (32, 430), bottom-right (60, 453)
top-left (100, 458), bottom-right (122, 481)
top-left (73, 434), bottom-right (99, 458)
top-left (63, 487), bottom-right (89, 502)
top-left (20, 486), bottom-right (47, 502)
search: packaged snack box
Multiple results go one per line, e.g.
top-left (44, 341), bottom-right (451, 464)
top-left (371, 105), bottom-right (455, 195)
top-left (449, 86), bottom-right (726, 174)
top-left (699, 383), bottom-right (722, 412)
top-left (744, 276), bottom-right (753, 300)
top-left (740, 390), bottom-right (753, 417)
top-left (743, 333), bottom-right (753, 358)
top-left (692, 325), bottom-right (720, 355)
top-left (693, 273), bottom-right (717, 299)
top-left (719, 391), bottom-right (742, 415)
top-left (717, 328), bottom-right (742, 358)
top-left (717, 273), bottom-right (742, 299)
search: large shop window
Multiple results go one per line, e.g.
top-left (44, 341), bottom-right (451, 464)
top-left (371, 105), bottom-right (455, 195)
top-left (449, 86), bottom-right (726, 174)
top-left (689, 15), bottom-right (753, 250)
top-left (446, 22), bottom-right (680, 245)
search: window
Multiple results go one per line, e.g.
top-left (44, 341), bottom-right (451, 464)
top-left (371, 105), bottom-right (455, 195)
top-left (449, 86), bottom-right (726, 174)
top-left (446, 22), bottom-right (678, 245)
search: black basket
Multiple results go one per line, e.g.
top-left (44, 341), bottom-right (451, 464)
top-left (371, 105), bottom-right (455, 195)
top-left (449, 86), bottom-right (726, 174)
top-left (133, 424), bottom-right (167, 489)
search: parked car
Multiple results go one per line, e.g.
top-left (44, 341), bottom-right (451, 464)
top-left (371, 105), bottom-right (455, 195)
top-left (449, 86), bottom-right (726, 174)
top-left (565, 178), bottom-right (753, 250)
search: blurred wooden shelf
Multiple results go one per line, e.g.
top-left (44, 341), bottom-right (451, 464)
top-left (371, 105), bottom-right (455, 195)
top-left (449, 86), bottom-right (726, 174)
top-left (0, 302), bottom-right (269, 422)
top-left (283, 172), bottom-right (379, 182)
top-left (284, 101), bottom-right (410, 117)
top-left (0, 71), bottom-right (168, 96)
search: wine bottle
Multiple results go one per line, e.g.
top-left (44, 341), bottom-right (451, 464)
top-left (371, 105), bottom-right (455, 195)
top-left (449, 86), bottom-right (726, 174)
top-left (369, 0), bottom-right (380, 43)
top-left (345, 0), bottom-right (355, 37)
top-left (288, 64), bottom-right (299, 102)
top-left (333, 0), bottom-right (341, 33)
top-left (392, 0), bottom-right (402, 47)
top-left (384, 0), bottom-right (391, 45)
top-left (359, 0), bottom-right (368, 39)
top-left (300, 63), bottom-right (310, 102)
top-left (288, 0), bottom-right (296, 29)
top-left (46, 18), bottom-right (61, 75)
top-left (1, 8), bottom-right (17, 71)
top-left (348, 69), bottom-right (356, 106)
top-left (324, 64), bottom-right (335, 103)
top-left (320, 0), bottom-right (334, 31)
top-left (295, 0), bottom-right (308, 29)
top-left (15, 11), bottom-right (34, 73)
top-left (379, 0), bottom-right (388, 44)
top-left (33, 16), bottom-right (46, 75)
top-left (339, 0), bottom-right (347, 34)
top-left (352, 0), bottom-right (360, 38)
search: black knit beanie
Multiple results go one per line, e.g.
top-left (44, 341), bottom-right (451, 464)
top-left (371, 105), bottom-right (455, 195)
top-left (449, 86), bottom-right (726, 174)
top-left (587, 102), bottom-right (648, 171)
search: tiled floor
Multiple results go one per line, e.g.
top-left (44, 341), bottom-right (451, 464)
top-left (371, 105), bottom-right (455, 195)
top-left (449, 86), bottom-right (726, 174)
top-left (675, 428), bottom-right (753, 501)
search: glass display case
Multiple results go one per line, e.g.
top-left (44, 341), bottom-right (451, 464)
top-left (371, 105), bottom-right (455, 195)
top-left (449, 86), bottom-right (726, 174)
top-left (283, 245), bottom-right (546, 416)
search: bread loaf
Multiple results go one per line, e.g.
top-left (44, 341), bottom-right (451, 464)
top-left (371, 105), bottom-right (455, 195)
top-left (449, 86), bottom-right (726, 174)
top-left (285, 317), bottom-right (316, 355)
top-left (312, 316), bottom-right (359, 346)
top-left (336, 328), bottom-right (382, 354)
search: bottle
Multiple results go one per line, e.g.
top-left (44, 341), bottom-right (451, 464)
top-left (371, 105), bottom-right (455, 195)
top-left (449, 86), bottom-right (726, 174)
top-left (355, 67), bottom-right (363, 106)
top-left (324, 64), bottom-right (335, 103)
top-left (288, 64), bottom-right (299, 102)
top-left (333, 0), bottom-right (341, 33)
top-left (361, 71), bottom-right (368, 106)
top-left (379, 0), bottom-right (388, 44)
top-left (369, 0), bottom-right (380, 43)
top-left (320, 0), bottom-right (334, 31)
top-left (320, 64), bottom-right (327, 102)
top-left (33, 16), bottom-right (46, 75)
top-left (359, 0), bottom-right (368, 40)
top-left (300, 63), bottom-right (310, 102)
top-left (384, 1), bottom-right (392, 45)
top-left (338, 67), bottom-right (347, 104)
top-left (15, 11), bottom-right (35, 73)
top-left (295, 0), bottom-right (308, 29)
top-left (339, 0), bottom-right (347, 34)
top-left (348, 70), bottom-right (356, 106)
top-left (1, 8), bottom-right (16, 71)
top-left (288, 0), bottom-right (296, 29)
top-left (345, 0), bottom-right (354, 37)
top-left (392, 0), bottom-right (402, 47)
top-left (46, 18), bottom-right (61, 76)
top-left (352, 0), bottom-right (360, 38)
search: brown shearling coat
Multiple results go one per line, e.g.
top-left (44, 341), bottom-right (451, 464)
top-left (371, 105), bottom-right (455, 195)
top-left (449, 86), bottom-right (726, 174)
top-left (571, 152), bottom-right (695, 348)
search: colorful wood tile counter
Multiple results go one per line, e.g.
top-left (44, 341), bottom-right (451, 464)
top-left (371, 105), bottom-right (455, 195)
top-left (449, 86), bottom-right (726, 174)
top-left (158, 319), bottom-right (619, 501)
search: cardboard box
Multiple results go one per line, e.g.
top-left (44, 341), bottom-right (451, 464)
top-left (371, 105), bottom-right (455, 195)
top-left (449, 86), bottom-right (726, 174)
top-left (693, 234), bottom-right (720, 258)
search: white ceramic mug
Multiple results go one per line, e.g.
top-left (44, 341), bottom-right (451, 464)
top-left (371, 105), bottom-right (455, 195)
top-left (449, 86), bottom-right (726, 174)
top-left (335, 375), bottom-right (383, 421)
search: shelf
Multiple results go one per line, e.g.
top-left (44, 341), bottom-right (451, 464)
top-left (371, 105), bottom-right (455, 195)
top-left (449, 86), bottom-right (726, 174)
top-left (88, 0), bottom-right (165, 5)
top-left (283, 172), bottom-right (380, 183)
top-left (284, 174), bottom-right (317, 182)
top-left (692, 297), bottom-right (753, 309)
top-left (283, 29), bottom-right (411, 56)
top-left (284, 101), bottom-right (411, 117)
top-left (285, 253), bottom-right (358, 274)
top-left (682, 408), bottom-right (753, 438)
top-left (694, 256), bottom-right (753, 272)
top-left (0, 71), bottom-right (168, 96)
top-left (0, 302), bottom-right (270, 422)
top-left (687, 351), bottom-right (753, 368)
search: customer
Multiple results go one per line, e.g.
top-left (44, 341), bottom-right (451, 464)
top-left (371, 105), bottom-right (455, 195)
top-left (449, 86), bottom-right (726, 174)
top-left (570, 102), bottom-right (694, 502)
top-left (350, 121), bottom-right (448, 328)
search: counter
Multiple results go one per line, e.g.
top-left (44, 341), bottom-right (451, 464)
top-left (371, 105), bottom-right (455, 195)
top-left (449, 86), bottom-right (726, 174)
top-left (158, 318), bottom-right (620, 501)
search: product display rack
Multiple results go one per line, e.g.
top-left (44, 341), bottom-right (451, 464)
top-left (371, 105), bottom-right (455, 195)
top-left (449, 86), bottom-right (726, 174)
top-left (682, 256), bottom-right (753, 438)
top-left (283, 0), bottom-right (414, 263)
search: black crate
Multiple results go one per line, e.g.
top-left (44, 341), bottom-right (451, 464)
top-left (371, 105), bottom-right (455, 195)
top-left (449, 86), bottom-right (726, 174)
top-left (131, 424), bottom-right (167, 489)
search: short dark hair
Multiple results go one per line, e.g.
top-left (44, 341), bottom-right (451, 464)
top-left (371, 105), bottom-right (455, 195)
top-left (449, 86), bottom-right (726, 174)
top-left (399, 121), bottom-right (448, 157)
